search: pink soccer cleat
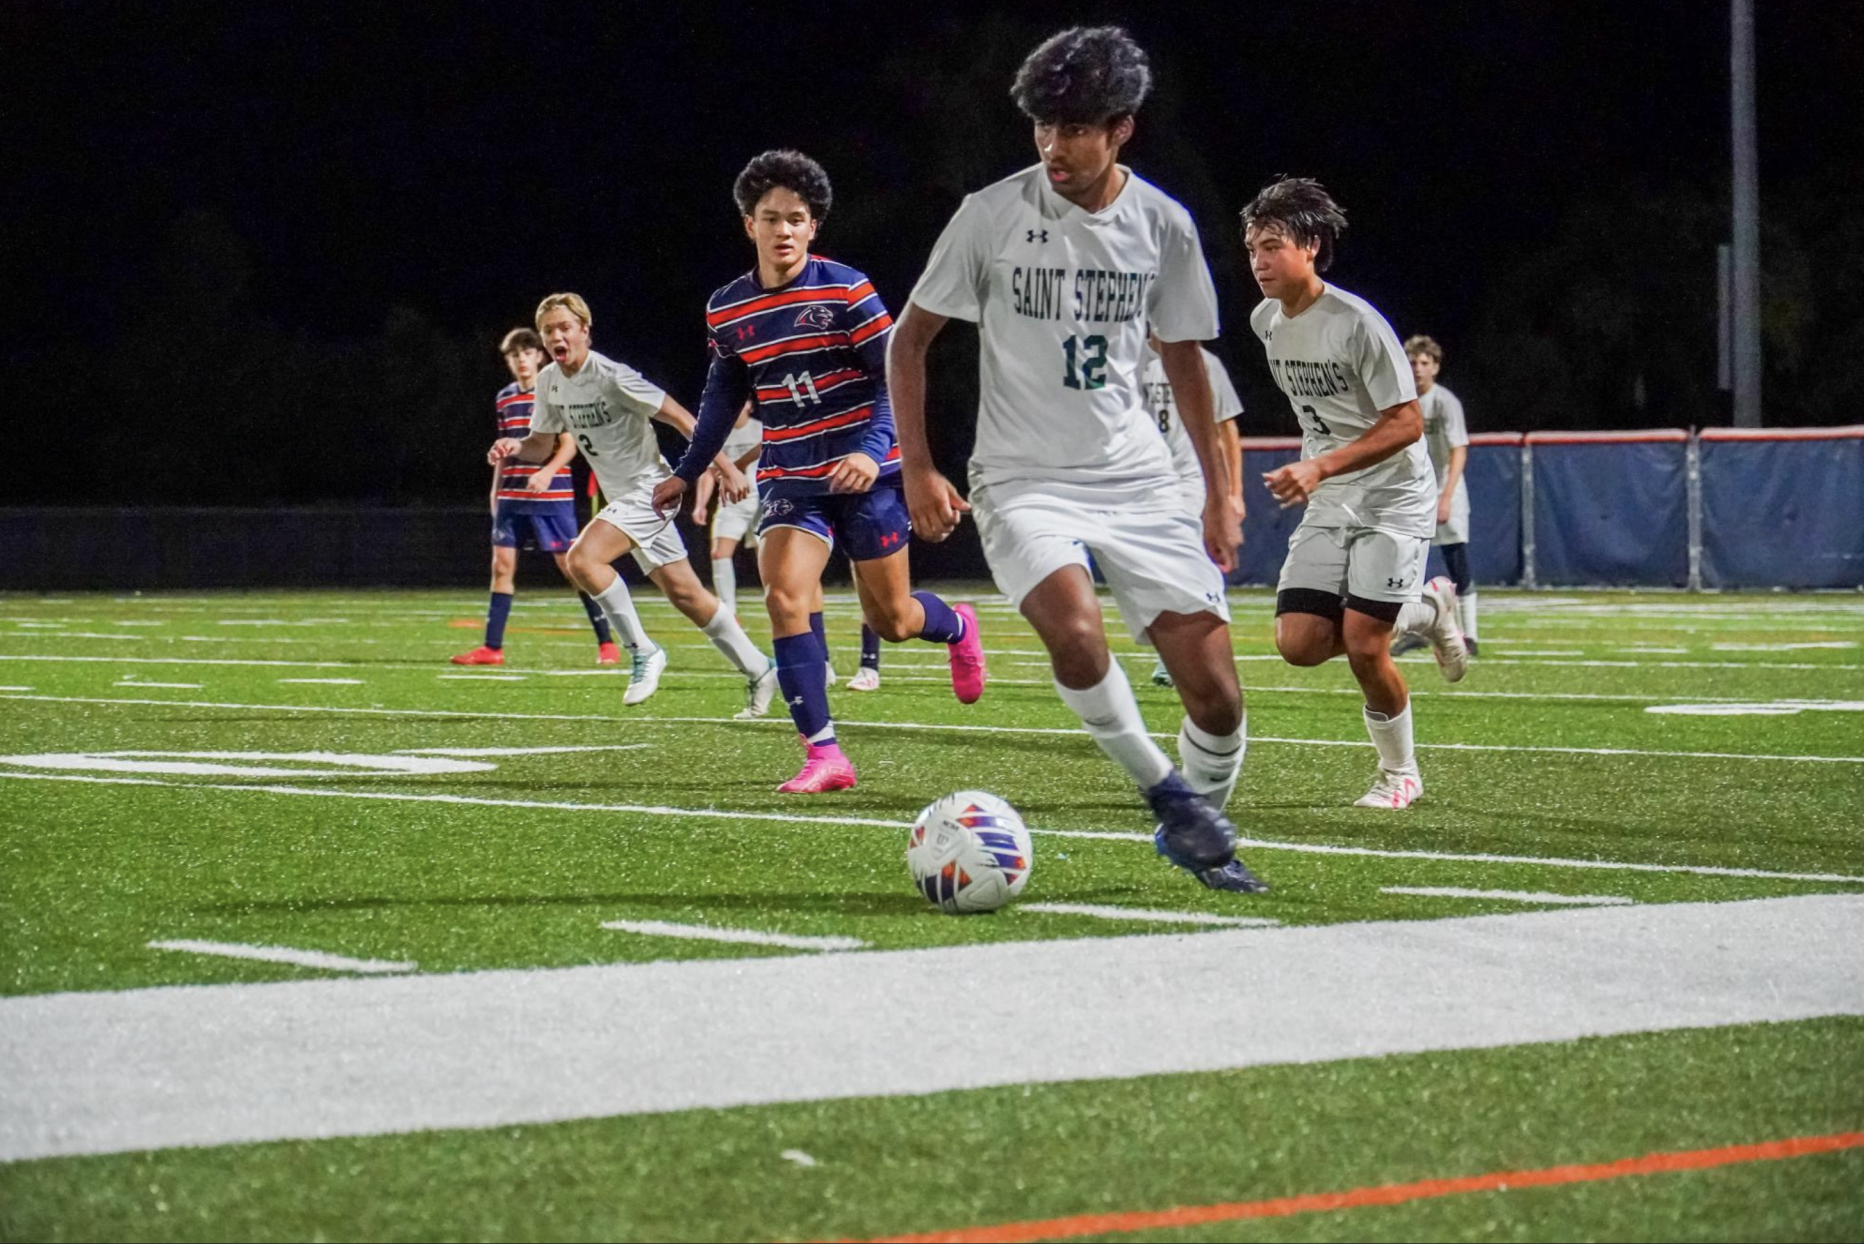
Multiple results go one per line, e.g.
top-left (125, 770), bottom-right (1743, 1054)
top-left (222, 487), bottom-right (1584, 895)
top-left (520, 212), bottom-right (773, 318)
top-left (947, 602), bottom-right (987, 705)
top-left (596, 641), bottom-right (621, 666)
top-left (777, 742), bottom-right (858, 794)
top-left (449, 645), bottom-right (505, 666)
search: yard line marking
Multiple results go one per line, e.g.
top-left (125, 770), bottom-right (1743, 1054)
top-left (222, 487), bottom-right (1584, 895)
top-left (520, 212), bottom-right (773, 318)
top-left (3, 632), bottom-right (146, 641)
top-left (4, 898), bottom-right (1859, 1162)
top-left (0, 686), bottom-right (31, 692)
top-left (1021, 903), bottom-right (1280, 927)
top-left (278, 678), bottom-right (364, 685)
top-left (5, 769), bottom-right (1860, 884)
top-left (1648, 701), bottom-right (1864, 717)
top-left (600, 919), bottom-right (867, 951)
top-left (147, 940), bottom-right (415, 974)
top-left (437, 674), bottom-right (528, 681)
top-left (114, 680), bottom-right (202, 690)
top-left (854, 1130), bottom-right (1864, 1244)
top-left (397, 744), bottom-right (651, 757)
top-left (5, 693), bottom-right (1864, 766)
top-left (1715, 640), bottom-right (1857, 651)
top-left (1381, 887), bottom-right (1633, 906)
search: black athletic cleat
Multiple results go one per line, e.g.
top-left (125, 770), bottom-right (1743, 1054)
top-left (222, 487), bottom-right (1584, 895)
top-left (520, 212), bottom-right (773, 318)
top-left (1465, 637), bottom-right (1480, 657)
top-left (1188, 856), bottom-right (1271, 893)
top-left (1146, 771), bottom-right (1236, 868)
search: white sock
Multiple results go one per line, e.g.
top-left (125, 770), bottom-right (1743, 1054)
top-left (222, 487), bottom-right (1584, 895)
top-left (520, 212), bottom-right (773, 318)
top-left (592, 576), bottom-right (651, 652)
top-left (1054, 661), bottom-right (1174, 791)
top-left (701, 601), bottom-right (769, 678)
top-left (1459, 590), bottom-right (1479, 640)
top-left (1363, 703), bottom-right (1417, 773)
top-left (1179, 712), bottom-right (1245, 811)
top-left (711, 557), bottom-right (737, 617)
top-left (1395, 600), bottom-right (1435, 636)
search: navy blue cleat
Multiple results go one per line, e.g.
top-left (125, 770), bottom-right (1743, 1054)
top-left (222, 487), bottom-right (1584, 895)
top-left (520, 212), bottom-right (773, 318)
top-left (1144, 771), bottom-right (1270, 893)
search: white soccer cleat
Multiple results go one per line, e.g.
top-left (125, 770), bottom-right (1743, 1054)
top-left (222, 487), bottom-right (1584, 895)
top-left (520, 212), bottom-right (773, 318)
top-left (1420, 576), bottom-right (1469, 684)
top-left (1355, 767), bottom-right (1423, 809)
top-left (845, 666), bottom-right (881, 692)
top-left (736, 663), bottom-right (778, 719)
top-left (823, 659), bottom-right (837, 690)
top-left (622, 644), bottom-right (667, 706)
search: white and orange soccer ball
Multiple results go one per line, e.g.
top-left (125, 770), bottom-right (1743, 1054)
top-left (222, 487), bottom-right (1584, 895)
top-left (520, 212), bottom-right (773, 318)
top-left (906, 791), bottom-right (1034, 914)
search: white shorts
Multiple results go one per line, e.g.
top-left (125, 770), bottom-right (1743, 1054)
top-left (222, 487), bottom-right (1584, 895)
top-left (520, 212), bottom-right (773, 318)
top-left (593, 490), bottom-right (689, 572)
top-left (1431, 486), bottom-right (1471, 546)
top-left (1278, 520), bottom-right (1428, 605)
top-left (711, 486), bottom-right (760, 544)
top-left (972, 483), bottom-right (1230, 645)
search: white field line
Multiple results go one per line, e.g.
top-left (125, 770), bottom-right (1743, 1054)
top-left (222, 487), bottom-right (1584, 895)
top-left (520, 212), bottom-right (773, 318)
top-left (147, 940), bottom-right (415, 974)
top-left (278, 678), bottom-right (364, 685)
top-left (437, 674), bottom-right (527, 681)
top-left (599, 919), bottom-right (867, 951)
top-left (1381, 887), bottom-right (1634, 906)
top-left (4, 768), bottom-right (1861, 886)
top-left (0, 686), bottom-right (31, 692)
top-left (7, 897), bottom-right (1862, 1162)
top-left (1020, 902), bottom-right (1280, 927)
top-left (397, 745), bottom-right (651, 757)
top-left (115, 681), bottom-right (202, 690)
top-left (4, 693), bottom-right (1863, 766)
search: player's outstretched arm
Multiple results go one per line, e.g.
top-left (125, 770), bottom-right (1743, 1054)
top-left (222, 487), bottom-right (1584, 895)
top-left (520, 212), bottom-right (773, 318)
top-left (489, 431), bottom-right (556, 466)
top-left (1263, 399), bottom-right (1424, 509)
top-left (888, 301), bottom-right (969, 541)
top-left (1158, 339), bottom-right (1242, 572)
top-left (525, 433), bottom-right (577, 493)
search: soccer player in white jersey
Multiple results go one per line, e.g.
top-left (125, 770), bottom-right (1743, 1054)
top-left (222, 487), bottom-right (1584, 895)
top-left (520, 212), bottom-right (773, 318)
top-left (690, 404), bottom-right (764, 619)
top-left (490, 293), bottom-right (777, 713)
top-left (1243, 178), bottom-right (1467, 810)
top-left (890, 26), bottom-right (1266, 893)
top-left (1392, 335), bottom-right (1479, 656)
top-left (1142, 334), bottom-right (1245, 687)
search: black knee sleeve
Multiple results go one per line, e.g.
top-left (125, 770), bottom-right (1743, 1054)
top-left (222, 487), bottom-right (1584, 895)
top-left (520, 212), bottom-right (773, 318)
top-left (1275, 588), bottom-right (1344, 623)
top-left (1344, 594), bottom-right (1404, 625)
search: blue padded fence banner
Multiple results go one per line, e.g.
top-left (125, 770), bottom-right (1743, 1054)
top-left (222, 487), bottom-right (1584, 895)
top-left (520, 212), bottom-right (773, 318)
top-left (1231, 441), bottom-right (1303, 585)
top-left (1700, 430), bottom-right (1864, 589)
top-left (1530, 433), bottom-right (1689, 586)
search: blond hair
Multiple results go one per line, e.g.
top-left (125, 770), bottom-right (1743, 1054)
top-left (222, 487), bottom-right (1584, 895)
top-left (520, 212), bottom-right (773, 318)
top-left (1403, 334), bottom-right (1442, 364)
top-left (534, 292), bottom-right (592, 330)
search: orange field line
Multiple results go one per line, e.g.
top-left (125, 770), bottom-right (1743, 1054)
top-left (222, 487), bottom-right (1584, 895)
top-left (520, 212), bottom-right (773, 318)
top-left (851, 1130), bottom-right (1864, 1244)
top-left (447, 618), bottom-right (587, 635)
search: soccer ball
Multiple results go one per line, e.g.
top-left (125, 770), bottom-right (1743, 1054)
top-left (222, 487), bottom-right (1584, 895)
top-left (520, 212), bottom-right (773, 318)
top-left (906, 791), bottom-right (1033, 914)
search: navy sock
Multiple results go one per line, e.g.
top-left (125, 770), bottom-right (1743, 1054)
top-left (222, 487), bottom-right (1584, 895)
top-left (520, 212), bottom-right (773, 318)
top-left (860, 624), bottom-right (881, 670)
top-left (774, 632), bottom-right (834, 743)
top-left (485, 591), bottom-right (513, 650)
top-left (810, 610), bottom-right (827, 662)
top-left (912, 590), bottom-right (965, 645)
top-left (579, 592), bottom-right (613, 643)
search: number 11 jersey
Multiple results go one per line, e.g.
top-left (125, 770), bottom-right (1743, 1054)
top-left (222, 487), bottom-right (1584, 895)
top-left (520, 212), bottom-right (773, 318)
top-left (909, 164), bottom-right (1220, 504)
top-left (1249, 284), bottom-right (1432, 537)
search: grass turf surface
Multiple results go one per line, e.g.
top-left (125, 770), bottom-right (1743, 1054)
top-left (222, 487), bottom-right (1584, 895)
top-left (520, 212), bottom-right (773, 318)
top-left (2, 585), bottom-right (1861, 1240)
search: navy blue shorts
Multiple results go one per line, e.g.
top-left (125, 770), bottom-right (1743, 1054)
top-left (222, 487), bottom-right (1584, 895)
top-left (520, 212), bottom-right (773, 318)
top-left (757, 478), bottom-right (911, 562)
top-left (491, 501), bottom-right (579, 552)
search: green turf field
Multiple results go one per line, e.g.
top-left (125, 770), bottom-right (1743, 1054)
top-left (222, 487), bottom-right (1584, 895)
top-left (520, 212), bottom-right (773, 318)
top-left (1, 585), bottom-right (1861, 1242)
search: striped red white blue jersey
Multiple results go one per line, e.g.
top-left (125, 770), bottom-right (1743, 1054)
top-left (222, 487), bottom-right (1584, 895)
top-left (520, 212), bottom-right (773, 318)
top-left (493, 382), bottom-right (575, 510)
top-left (674, 257), bottom-right (897, 497)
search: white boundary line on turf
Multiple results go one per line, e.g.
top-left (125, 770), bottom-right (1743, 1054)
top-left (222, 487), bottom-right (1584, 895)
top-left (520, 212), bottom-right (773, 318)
top-left (4, 769), bottom-right (1860, 885)
top-left (1380, 886), bottom-right (1633, 906)
top-left (147, 939), bottom-right (416, 973)
top-left (5, 692), bottom-right (1863, 766)
top-left (396, 744), bottom-right (651, 757)
top-left (599, 919), bottom-right (866, 951)
top-left (1019, 902), bottom-right (1279, 927)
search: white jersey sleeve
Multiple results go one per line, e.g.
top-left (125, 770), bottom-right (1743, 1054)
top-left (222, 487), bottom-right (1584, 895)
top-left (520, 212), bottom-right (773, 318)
top-left (1354, 312), bottom-right (1415, 414)
top-left (1421, 385), bottom-right (1470, 493)
top-left (1208, 350), bottom-right (1244, 423)
top-left (530, 379), bottom-right (565, 434)
top-left (909, 194), bottom-right (991, 323)
top-left (1146, 211), bottom-right (1220, 344)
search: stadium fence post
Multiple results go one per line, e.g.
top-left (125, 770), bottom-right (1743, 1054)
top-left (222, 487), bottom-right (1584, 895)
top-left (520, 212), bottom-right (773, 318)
top-left (1520, 440), bottom-right (1538, 589)
top-left (1686, 430), bottom-right (1704, 592)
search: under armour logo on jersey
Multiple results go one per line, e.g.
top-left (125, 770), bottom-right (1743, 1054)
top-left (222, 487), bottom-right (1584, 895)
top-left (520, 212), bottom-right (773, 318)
top-left (879, 531), bottom-right (902, 549)
top-left (1387, 576), bottom-right (1409, 590)
top-left (734, 323), bottom-right (757, 342)
top-left (1027, 229), bottom-right (1049, 243)
top-left (794, 305), bottom-right (836, 330)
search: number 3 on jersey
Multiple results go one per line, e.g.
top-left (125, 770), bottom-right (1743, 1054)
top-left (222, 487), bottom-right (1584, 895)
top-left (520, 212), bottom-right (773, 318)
top-left (1299, 403), bottom-right (1333, 438)
top-left (1062, 334), bottom-right (1107, 391)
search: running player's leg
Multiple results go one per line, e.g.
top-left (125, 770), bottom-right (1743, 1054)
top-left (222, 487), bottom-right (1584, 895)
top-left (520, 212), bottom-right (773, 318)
top-left (1273, 523), bottom-right (1350, 668)
top-left (710, 535), bottom-right (741, 618)
top-left (1343, 531), bottom-right (1429, 808)
top-left (1440, 541), bottom-right (1477, 654)
top-left (563, 517), bottom-right (667, 703)
top-left (760, 524), bottom-right (852, 791)
top-left (808, 580), bottom-right (834, 685)
top-left (842, 484), bottom-right (983, 703)
top-left (1150, 610), bottom-right (1245, 812)
top-left (646, 556), bottom-right (770, 682)
top-left (552, 551), bottom-right (618, 663)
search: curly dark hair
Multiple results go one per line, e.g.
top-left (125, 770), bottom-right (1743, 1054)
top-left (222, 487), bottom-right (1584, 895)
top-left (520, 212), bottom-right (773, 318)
top-left (732, 149), bottom-right (833, 222)
top-left (1240, 177), bottom-right (1349, 273)
top-left (1011, 26), bottom-right (1152, 125)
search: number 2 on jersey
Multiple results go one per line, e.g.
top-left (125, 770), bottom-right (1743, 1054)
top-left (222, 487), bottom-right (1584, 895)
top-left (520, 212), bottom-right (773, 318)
top-left (577, 433), bottom-right (600, 457)
top-left (1062, 335), bottom-right (1108, 391)
top-left (1299, 404), bottom-right (1334, 438)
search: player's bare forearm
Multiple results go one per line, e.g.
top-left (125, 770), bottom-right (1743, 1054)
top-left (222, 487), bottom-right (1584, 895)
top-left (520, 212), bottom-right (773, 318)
top-left (1157, 340), bottom-right (1228, 499)
top-left (887, 302), bottom-right (947, 475)
top-left (652, 395), bottom-right (699, 439)
top-left (1220, 421), bottom-right (1244, 505)
top-left (492, 431), bottom-right (556, 464)
top-left (1442, 445), bottom-right (1468, 496)
top-left (1314, 400), bottom-right (1424, 482)
top-left (539, 433), bottom-right (577, 473)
